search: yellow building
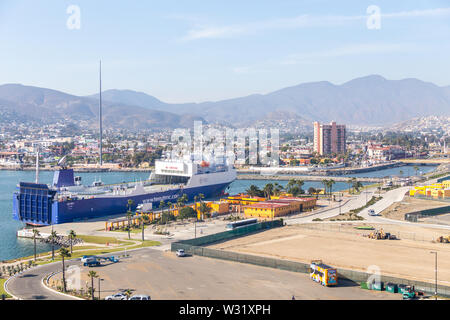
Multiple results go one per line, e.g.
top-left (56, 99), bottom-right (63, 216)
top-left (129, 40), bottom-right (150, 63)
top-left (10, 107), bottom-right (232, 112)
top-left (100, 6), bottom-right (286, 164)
top-left (243, 197), bottom-right (317, 220)
top-left (409, 180), bottom-right (450, 199)
top-left (243, 202), bottom-right (291, 219)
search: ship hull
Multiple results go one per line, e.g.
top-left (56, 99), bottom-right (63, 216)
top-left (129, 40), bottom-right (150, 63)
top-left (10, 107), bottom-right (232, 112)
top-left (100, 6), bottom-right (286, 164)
top-left (13, 181), bottom-right (232, 226)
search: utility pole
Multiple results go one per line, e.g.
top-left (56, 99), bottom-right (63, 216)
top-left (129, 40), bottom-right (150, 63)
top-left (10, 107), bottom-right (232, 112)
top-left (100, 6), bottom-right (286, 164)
top-left (339, 193), bottom-right (341, 215)
top-left (98, 278), bottom-right (104, 300)
top-left (430, 251), bottom-right (437, 300)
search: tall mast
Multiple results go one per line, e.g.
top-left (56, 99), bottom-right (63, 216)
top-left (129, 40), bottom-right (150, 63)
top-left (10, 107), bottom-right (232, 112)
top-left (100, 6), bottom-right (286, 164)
top-left (35, 147), bottom-right (39, 184)
top-left (99, 60), bottom-right (103, 166)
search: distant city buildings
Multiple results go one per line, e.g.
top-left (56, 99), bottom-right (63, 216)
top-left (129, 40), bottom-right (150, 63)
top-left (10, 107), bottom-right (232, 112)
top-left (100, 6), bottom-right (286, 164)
top-left (313, 121), bottom-right (346, 155)
top-left (366, 142), bottom-right (405, 161)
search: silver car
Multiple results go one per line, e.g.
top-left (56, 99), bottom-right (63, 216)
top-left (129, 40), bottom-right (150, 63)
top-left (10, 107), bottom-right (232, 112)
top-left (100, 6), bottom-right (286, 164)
top-left (129, 294), bottom-right (151, 300)
top-left (105, 292), bottom-right (128, 300)
top-left (176, 249), bottom-right (186, 257)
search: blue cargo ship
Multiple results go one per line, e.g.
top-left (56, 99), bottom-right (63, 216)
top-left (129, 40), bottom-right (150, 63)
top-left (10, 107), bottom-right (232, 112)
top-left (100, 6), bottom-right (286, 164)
top-left (13, 157), bottom-right (236, 226)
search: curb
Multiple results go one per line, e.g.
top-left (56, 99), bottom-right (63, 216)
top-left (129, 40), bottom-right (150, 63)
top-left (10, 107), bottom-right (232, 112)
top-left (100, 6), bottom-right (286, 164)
top-left (42, 271), bottom-right (85, 300)
top-left (4, 276), bottom-right (21, 300)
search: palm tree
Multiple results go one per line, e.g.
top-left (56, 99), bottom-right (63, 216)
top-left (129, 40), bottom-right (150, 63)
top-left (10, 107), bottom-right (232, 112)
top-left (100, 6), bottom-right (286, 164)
top-left (353, 180), bottom-right (363, 193)
top-left (413, 165), bottom-right (419, 176)
top-left (32, 228), bottom-right (40, 262)
top-left (328, 179), bottom-right (335, 197)
top-left (88, 270), bottom-right (98, 300)
top-left (246, 185), bottom-right (261, 197)
top-left (307, 187), bottom-right (316, 195)
top-left (199, 202), bottom-right (212, 220)
top-left (295, 179), bottom-right (304, 192)
top-left (126, 199), bottom-right (134, 240)
top-left (347, 178), bottom-right (354, 194)
top-left (176, 193), bottom-right (188, 214)
top-left (159, 200), bottom-right (166, 223)
top-left (48, 229), bottom-right (58, 260)
top-left (321, 179), bottom-right (329, 197)
top-left (197, 193), bottom-right (205, 220)
top-left (263, 183), bottom-right (274, 200)
top-left (399, 170), bottom-right (404, 177)
top-left (68, 230), bottom-right (77, 254)
top-left (273, 183), bottom-right (284, 196)
top-left (194, 195), bottom-right (199, 219)
top-left (140, 214), bottom-right (149, 241)
top-left (59, 248), bottom-right (71, 292)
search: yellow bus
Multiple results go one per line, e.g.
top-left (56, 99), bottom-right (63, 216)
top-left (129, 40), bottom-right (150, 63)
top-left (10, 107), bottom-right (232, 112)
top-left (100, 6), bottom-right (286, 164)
top-left (310, 260), bottom-right (338, 286)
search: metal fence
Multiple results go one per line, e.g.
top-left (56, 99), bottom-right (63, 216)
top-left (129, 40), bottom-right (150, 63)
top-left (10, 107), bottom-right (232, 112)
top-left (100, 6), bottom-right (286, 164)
top-left (294, 222), bottom-right (446, 243)
top-left (181, 219), bottom-right (284, 247)
top-left (413, 194), bottom-right (450, 204)
top-left (404, 202), bottom-right (450, 222)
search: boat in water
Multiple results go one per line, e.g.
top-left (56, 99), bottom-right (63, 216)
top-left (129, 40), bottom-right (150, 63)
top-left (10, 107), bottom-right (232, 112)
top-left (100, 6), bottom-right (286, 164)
top-left (12, 156), bottom-right (236, 226)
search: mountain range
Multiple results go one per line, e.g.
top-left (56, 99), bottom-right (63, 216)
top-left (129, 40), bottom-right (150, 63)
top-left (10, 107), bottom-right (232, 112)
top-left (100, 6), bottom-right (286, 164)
top-left (0, 75), bottom-right (449, 130)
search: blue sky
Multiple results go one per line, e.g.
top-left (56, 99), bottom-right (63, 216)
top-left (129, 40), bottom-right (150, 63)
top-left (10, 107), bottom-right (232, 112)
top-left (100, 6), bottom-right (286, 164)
top-left (0, 0), bottom-right (449, 102)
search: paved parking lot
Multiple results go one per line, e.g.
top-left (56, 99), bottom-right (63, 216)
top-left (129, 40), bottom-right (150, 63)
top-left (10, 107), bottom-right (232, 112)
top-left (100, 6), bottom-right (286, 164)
top-left (70, 248), bottom-right (399, 300)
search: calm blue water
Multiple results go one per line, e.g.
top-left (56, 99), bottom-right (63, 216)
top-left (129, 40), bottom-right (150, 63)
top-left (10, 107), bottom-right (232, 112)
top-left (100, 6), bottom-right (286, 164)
top-left (0, 164), bottom-right (437, 261)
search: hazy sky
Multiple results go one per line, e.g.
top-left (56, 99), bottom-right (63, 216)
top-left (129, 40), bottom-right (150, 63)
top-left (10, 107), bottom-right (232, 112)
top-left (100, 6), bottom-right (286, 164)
top-left (1, 0), bottom-right (449, 102)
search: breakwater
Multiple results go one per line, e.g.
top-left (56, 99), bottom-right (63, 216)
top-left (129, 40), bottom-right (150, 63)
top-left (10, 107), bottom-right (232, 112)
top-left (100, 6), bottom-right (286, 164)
top-left (237, 174), bottom-right (383, 183)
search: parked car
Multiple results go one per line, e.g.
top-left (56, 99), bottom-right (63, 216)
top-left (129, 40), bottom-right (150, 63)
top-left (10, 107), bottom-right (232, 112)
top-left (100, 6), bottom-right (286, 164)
top-left (129, 294), bottom-right (151, 300)
top-left (368, 209), bottom-right (378, 216)
top-left (105, 292), bottom-right (128, 300)
top-left (176, 249), bottom-right (186, 257)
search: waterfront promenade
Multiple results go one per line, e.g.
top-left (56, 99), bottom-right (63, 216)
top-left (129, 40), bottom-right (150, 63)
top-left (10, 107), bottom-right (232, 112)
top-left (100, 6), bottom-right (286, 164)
top-left (237, 174), bottom-right (384, 182)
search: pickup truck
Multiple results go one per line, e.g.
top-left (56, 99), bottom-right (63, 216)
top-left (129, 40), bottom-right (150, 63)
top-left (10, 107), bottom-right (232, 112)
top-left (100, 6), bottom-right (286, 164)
top-left (81, 256), bottom-right (101, 267)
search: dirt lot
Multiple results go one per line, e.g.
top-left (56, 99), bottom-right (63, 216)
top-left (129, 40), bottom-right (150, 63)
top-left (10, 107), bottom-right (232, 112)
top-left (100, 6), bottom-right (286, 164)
top-left (210, 223), bottom-right (450, 286)
top-left (381, 197), bottom-right (449, 221)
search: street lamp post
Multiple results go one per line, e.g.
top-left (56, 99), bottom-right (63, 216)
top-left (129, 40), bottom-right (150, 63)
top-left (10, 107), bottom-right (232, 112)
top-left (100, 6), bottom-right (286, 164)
top-left (98, 278), bottom-right (104, 300)
top-left (430, 251), bottom-right (437, 300)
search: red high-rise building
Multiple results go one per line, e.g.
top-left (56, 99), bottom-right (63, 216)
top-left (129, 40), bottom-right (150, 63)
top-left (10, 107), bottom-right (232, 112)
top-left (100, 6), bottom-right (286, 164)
top-left (313, 121), bottom-right (346, 155)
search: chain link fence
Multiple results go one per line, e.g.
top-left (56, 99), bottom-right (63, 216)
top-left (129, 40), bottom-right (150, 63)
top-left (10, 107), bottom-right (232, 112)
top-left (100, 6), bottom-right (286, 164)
top-left (294, 223), bottom-right (446, 243)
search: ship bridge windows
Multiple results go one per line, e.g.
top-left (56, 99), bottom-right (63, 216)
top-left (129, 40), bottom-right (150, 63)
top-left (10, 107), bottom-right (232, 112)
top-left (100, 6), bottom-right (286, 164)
top-left (150, 174), bottom-right (189, 185)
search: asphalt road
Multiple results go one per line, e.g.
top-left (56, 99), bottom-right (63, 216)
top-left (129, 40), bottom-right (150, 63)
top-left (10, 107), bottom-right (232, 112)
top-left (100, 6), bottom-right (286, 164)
top-left (6, 260), bottom-right (80, 300)
top-left (360, 187), bottom-right (450, 230)
top-left (285, 190), bottom-right (375, 224)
